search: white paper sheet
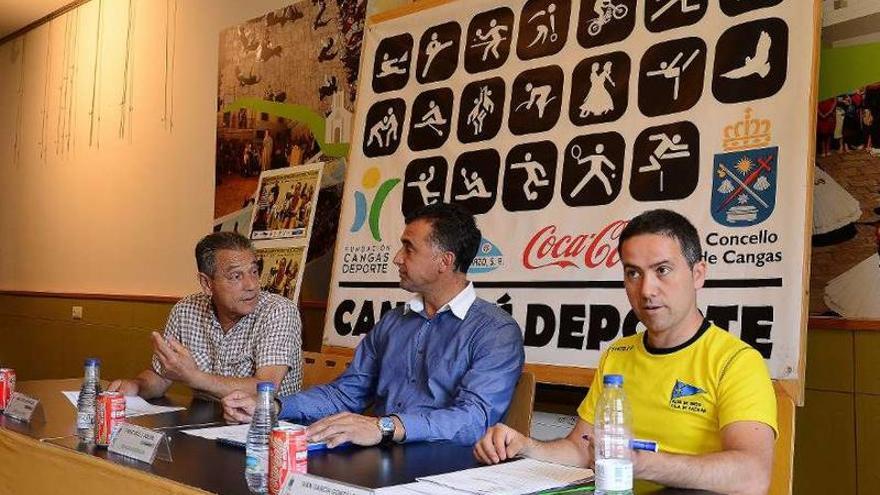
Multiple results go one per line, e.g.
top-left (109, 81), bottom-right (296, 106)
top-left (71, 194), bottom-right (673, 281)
top-left (62, 391), bottom-right (185, 417)
top-left (181, 422), bottom-right (326, 450)
top-left (417, 458), bottom-right (593, 495)
top-left (375, 481), bottom-right (470, 494)
top-left (181, 422), bottom-right (256, 442)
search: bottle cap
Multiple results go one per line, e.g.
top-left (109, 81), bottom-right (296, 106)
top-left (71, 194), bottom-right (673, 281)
top-left (257, 381), bottom-right (276, 392)
top-left (84, 358), bottom-right (100, 367)
top-left (603, 374), bottom-right (623, 386)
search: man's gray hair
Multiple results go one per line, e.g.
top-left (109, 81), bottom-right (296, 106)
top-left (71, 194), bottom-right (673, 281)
top-left (195, 231), bottom-right (254, 277)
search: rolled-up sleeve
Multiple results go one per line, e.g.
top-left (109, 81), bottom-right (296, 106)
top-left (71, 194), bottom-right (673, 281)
top-left (254, 301), bottom-right (302, 394)
top-left (254, 303), bottom-right (301, 369)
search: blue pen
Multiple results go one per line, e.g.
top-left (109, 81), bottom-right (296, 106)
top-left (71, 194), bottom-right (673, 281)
top-left (630, 439), bottom-right (659, 452)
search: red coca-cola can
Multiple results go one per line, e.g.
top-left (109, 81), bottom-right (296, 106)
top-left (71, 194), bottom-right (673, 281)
top-left (95, 391), bottom-right (126, 446)
top-left (0, 368), bottom-right (15, 410)
top-left (269, 425), bottom-right (308, 495)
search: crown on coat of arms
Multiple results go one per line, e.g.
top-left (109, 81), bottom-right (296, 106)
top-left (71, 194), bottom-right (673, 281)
top-left (722, 107), bottom-right (772, 151)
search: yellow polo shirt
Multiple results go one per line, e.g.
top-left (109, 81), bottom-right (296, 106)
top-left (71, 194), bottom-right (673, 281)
top-left (577, 321), bottom-right (777, 455)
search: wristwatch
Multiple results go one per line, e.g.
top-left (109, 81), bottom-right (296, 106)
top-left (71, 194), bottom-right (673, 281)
top-left (378, 416), bottom-right (395, 443)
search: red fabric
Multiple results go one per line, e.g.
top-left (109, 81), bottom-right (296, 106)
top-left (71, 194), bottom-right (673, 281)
top-left (817, 98), bottom-right (837, 136)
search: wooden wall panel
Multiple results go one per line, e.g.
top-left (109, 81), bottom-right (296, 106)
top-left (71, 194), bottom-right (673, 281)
top-left (806, 329), bottom-right (854, 392)
top-left (856, 394), bottom-right (880, 495)
top-left (854, 332), bottom-right (880, 395)
top-left (793, 390), bottom-right (856, 495)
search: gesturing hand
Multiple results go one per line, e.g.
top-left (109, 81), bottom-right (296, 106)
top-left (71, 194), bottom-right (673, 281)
top-left (152, 332), bottom-right (201, 385)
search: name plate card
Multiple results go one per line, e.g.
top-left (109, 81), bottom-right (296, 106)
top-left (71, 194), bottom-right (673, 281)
top-left (282, 473), bottom-right (374, 495)
top-left (108, 423), bottom-right (165, 464)
top-left (3, 393), bottom-right (39, 422)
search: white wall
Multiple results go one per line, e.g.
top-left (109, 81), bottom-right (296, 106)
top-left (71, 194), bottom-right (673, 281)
top-left (0, 0), bottom-right (410, 297)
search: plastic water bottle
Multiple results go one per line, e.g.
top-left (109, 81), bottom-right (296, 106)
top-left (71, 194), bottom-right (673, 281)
top-left (76, 358), bottom-right (102, 443)
top-left (245, 381), bottom-right (278, 493)
top-left (594, 374), bottom-right (633, 495)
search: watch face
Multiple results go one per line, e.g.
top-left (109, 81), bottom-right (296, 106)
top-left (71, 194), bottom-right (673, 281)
top-left (379, 416), bottom-right (395, 434)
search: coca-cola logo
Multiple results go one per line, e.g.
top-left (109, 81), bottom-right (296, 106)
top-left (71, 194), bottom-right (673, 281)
top-left (269, 436), bottom-right (288, 493)
top-left (522, 221), bottom-right (627, 269)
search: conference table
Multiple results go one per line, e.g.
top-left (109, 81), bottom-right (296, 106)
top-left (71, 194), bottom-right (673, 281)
top-left (0, 379), bottom-right (716, 494)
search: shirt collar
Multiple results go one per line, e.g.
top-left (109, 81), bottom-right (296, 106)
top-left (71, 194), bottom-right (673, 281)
top-left (404, 282), bottom-right (476, 320)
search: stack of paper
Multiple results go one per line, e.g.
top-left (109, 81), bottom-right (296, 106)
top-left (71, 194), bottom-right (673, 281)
top-left (411, 458), bottom-right (593, 495)
top-left (375, 482), bottom-right (469, 494)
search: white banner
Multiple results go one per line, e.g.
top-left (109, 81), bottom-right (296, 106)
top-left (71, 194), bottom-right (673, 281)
top-left (324, 0), bottom-right (818, 380)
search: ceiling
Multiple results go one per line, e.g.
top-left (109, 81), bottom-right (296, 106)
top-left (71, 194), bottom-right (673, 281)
top-left (0, 0), bottom-right (75, 40)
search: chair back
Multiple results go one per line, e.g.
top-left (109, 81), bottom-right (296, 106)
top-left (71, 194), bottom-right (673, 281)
top-left (502, 371), bottom-right (536, 436)
top-left (769, 388), bottom-right (796, 495)
top-left (302, 351), bottom-right (351, 390)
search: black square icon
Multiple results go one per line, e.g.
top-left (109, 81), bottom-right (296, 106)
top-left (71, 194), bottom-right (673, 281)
top-left (570, 52), bottom-right (630, 126)
top-left (644, 0), bottom-right (707, 33)
top-left (416, 23), bottom-right (461, 84)
top-left (509, 65), bottom-right (564, 135)
top-left (720, 0), bottom-right (783, 16)
top-left (577, 0), bottom-right (636, 49)
top-left (362, 99), bottom-right (406, 158)
top-left (402, 157), bottom-right (448, 217)
top-left (464, 8), bottom-right (514, 74)
top-left (372, 34), bottom-right (413, 94)
top-left (457, 78), bottom-right (506, 144)
top-left (516, 0), bottom-right (571, 60)
top-left (502, 141), bottom-right (557, 212)
top-left (408, 88), bottom-right (454, 151)
top-left (451, 149), bottom-right (500, 215)
top-left (712, 18), bottom-right (788, 104)
top-left (638, 37), bottom-right (706, 117)
top-left (630, 121), bottom-right (700, 201)
top-left (561, 132), bottom-right (625, 207)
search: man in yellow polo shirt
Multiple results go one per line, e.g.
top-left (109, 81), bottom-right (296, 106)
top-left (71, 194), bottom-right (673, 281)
top-left (474, 209), bottom-right (777, 494)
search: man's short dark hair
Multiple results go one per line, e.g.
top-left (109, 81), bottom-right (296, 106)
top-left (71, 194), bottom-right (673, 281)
top-left (405, 203), bottom-right (481, 273)
top-left (195, 231), bottom-right (254, 277)
top-left (619, 209), bottom-right (702, 268)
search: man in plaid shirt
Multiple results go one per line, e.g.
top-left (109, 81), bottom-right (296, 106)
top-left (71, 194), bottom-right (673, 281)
top-left (109, 232), bottom-right (302, 399)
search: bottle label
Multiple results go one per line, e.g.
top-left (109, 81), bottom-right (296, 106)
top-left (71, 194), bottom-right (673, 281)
top-left (76, 411), bottom-right (94, 429)
top-left (246, 451), bottom-right (268, 473)
top-left (596, 458), bottom-right (633, 491)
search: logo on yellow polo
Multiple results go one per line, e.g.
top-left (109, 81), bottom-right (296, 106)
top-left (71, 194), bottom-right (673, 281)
top-left (670, 379), bottom-right (707, 414)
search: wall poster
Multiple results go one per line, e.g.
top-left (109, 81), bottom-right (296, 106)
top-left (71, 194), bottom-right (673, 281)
top-left (812, 78), bottom-right (880, 319)
top-left (249, 164), bottom-right (324, 303)
top-left (214, 0), bottom-right (367, 300)
top-left (325, 0), bottom-right (820, 380)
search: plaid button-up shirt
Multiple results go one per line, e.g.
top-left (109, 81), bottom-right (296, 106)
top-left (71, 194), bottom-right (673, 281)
top-left (152, 291), bottom-right (302, 396)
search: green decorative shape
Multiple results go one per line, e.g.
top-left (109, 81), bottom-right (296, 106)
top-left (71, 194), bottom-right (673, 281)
top-left (223, 98), bottom-right (350, 158)
top-left (369, 179), bottom-right (401, 242)
top-left (818, 42), bottom-right (880, 100)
